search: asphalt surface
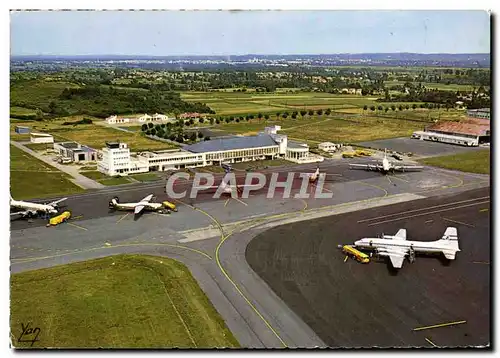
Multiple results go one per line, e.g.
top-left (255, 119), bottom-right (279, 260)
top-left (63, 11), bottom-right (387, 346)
top-left (245, 187), bottom-right (491, 348)
top-left (10, 159), bottom-right (490, 348)
top-left (357, 137), bottom-right (485, 158)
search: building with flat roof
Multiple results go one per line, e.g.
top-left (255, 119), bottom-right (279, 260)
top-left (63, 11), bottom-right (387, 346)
top-left (15, 126), bottom-right (30, 134)
top-left (467, 108), bottom-right (490, 120)
top-left (30, 132), bottom-right (54, 144)
top-left (54, 142), bottom-right (98, 162)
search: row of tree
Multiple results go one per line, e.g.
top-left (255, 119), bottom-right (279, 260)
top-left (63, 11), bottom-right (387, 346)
top-left (140, 121), bottom-right (208, 144)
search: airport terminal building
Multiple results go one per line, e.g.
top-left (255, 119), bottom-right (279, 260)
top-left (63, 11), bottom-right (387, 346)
top-left (98, 126), bottom-right (323, 176)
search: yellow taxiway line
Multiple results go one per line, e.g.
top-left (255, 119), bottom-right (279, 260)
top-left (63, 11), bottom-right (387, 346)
top-left (67, 222), bottom-right (88, 231)
top-left (116, 213), bottom-right (129, 223)
top-left (425, 337), bottom-right (438, 347)
top-left (413, 320), bottom-right (466, 332)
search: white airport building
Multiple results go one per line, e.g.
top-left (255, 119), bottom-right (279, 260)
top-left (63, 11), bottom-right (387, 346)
top-left (97, 126), bottom-right (323, 176)
top-left (30, 132), bottom-right (54, 144)
top-left (105, 113), bottom-right (170, 125)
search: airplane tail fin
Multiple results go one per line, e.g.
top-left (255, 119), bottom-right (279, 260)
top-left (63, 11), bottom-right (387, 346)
top-left (108, 197), bottom-right (119, 209)
top-left (440, 227), bottom-right (460, 259)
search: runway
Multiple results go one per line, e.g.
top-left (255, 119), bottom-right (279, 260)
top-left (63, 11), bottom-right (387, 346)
top-left (246, 187), bottom-right (490, 348)
top-left (10, 160), bottom-right (490, 348)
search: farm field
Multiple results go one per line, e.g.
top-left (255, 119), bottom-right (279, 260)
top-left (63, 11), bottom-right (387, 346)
top-left (10, 145), bottom-right (83, 199)
top-left (418, 149), bottom-right (491, 174)
top-left (11, 255), bottom-right (240, 348)
top-left (180, 91), bottom-right (381, 116)
top-left (10, 80), bottom-right (79, 109)
top-left (336, 107), bottom-right (466, 122)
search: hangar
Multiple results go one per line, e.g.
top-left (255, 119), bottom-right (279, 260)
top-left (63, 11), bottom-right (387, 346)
top-left (412, 117), bottom-right (490, 147)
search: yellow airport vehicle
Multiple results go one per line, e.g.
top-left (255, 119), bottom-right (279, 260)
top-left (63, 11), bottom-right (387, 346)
top-left (355, 149), bottom-right (372, 157)
top-left (46, 211), bottom-right (71, 227)
top-left (163, 201), bottom-right (178, 212)
top-left (341, 245), bottom-right (370, 263)
top-left (342, 152), bottom-right (356, 158)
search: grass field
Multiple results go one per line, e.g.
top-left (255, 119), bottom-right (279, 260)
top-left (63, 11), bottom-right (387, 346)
top-left (10, 106), bottom-right (38, 116)
top-left (10, 145), bottom-right (83, 199)
top-left (128, 172), bottom-right (162, 182)
top-left (212, 114), bottom-right (425, 143)
top-left (418, 149), bottom-right (490, 174)
top-left (10, 80), bottom-right (79, 109)
top-left (11, 120), bottom-right (178, 151)
top-left (10, 255), bottom-right (240, 348)
top-left (80, 171), bottom-right (132, 186)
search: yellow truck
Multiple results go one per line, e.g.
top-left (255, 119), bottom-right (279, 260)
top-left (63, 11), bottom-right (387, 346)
top-left (47, 211), bottom-right (71, 227)
top-left (342, 152), bottom-right (356, 158)
top-left (355, 149), bottom-right (372, 157)
top-left (162, 201), bottom-right (178, 212)
top-left (341, 245), bottom-right (370, 263)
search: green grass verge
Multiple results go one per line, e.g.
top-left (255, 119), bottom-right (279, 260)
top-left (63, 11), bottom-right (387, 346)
top-left (128, 172), bottom-right (161, 182)
top-left (80, 171), bottom-right (133, 186)
top-left (418, 149), bottom-right (490, 174)
top-left (10, 145), bottom-right (84, 199)
top-left (10, 254), bottom-right (240, 348)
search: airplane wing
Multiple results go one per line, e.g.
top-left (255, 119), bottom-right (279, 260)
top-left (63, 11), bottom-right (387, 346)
top-left (349, 163), bottom-right (381, 171)
top-left (134, 205), bottom-right (146, 215)
top-left (10, 211), bottom-right (27, 217)
top-left (47, 197), bottom-right (68, 206)
top-left (139, 194), bottom-right (154, 203)
top-left (377, 246), bottom-right (408, 269)
top-left (394, 229), bottom-right (407, 240)
top-left (388, 251), bottom-right (406, 269)
top-left (393, 164), bottom-right (423, 172)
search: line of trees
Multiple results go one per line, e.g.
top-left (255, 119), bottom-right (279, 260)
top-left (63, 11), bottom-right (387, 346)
top-left (140, 121), bottom-right (208, 144)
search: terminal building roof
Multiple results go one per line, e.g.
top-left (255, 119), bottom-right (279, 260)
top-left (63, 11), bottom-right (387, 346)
top-left (184, 134), bottom-right (279, 153)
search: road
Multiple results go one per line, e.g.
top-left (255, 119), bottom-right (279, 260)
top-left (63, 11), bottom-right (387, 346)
top-left (10, 160), bottom-right (490, 348)
top-left (10, 141), bottom-right (105, 189)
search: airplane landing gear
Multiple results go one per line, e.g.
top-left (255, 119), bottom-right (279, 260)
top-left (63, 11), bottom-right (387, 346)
top-left (409, 246), bottom-right (416, 263)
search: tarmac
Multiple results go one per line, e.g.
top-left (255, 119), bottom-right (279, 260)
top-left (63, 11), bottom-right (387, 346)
top-left (10, 159), bottom-right (491, 348)
top-left (246, 187), bottom-right (491, 348)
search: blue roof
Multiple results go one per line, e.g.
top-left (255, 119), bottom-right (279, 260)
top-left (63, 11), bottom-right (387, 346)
top-left (185, 134), bottom-right (278, 153)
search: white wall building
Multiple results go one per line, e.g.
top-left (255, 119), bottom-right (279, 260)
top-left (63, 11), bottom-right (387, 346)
top-left (318, 142), bottom-right (341, 152)
top-left (30, 132), bottom-right (54, 144)
top-left (106, 115), bottom-right (131, 124)
top-left (98, 142), bottom-right (149, 176)
top-left (97, 130), bottom-right (322, 176)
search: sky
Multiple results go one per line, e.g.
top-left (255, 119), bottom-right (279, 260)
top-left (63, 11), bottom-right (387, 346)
top-left (10, 10), bottom-right (491, 56)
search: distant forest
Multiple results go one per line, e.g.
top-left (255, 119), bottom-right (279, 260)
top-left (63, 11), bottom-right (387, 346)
top-left (10, 83), bottom-right (214, 119)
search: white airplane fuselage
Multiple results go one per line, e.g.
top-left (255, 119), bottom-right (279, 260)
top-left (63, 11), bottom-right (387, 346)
top-left (355, 237), bottom-right (452, 255)
top-left (10, 199), bottom-right (58, 214)
top-left (109, 198), bottom-right (165, 212)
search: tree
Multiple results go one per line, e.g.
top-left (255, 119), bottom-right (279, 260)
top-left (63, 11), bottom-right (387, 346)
top-left (189, 118), bottom-right (195, 125)
top-left (150, 128), bottom-right (157, 136)
top-left (204, 136), bottom-right (211, 141)
top-left (176, 135), bottom-right (184, 143)
top-left (384, 107), bottom-right (389, 113)
top-left (404, 104), bottom-right (410, 110)
top-left (282, 113), bottom-right (288, 119)
top-left (370, 105), bottom-right (376, 111)
top-left (325, 109), bottom-right (331, 115)
top-left (391, 105), bottom-right (397, 111)
top-left (198, 132), bottom-right (204, 139)
top-left (148, 122), bottom-right (154, 129)
top-left (412, 104), bottom-right (417, 110)
top-left (249, 115), bottom-right (254, 119)
top-left (291, 113), bottom-right (297, 119)
top-left (185, 121), bottom-right (191, 127)
top-left (258, 113), bottom-right (263, 120)
top-left (239, 116), bottom-right (244, 121)
top-left (317, 109), bottom-right (323, 115)
top-left (209, 118), bottom-right (215, 125)
top-left (155, 124), bottom-right (161, 131)
top-left (264, 114), bottom-right (269, 120)
top-left (308, 110), bottom-right (314, 116)
top-left (198, 118), bottom-right (204, 124)
top-left (420, 104), bottom-right (425, 109)
top-left (225, 118), bottom-right (230, 123)
top-left (363, 105), bottom-right (368, 111)
top-left (398, 105), bottom-right (403, 111)
top-left (377, 105), bottom-right (383, 111)
top-left (276, 112), bottom-right (281, 119)
top-left (190, 132), bottom-right (197, 141)
top-left (215, 119), bottom-right (220, 124)
top-left (141, 124), bottom-right (148, 132)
